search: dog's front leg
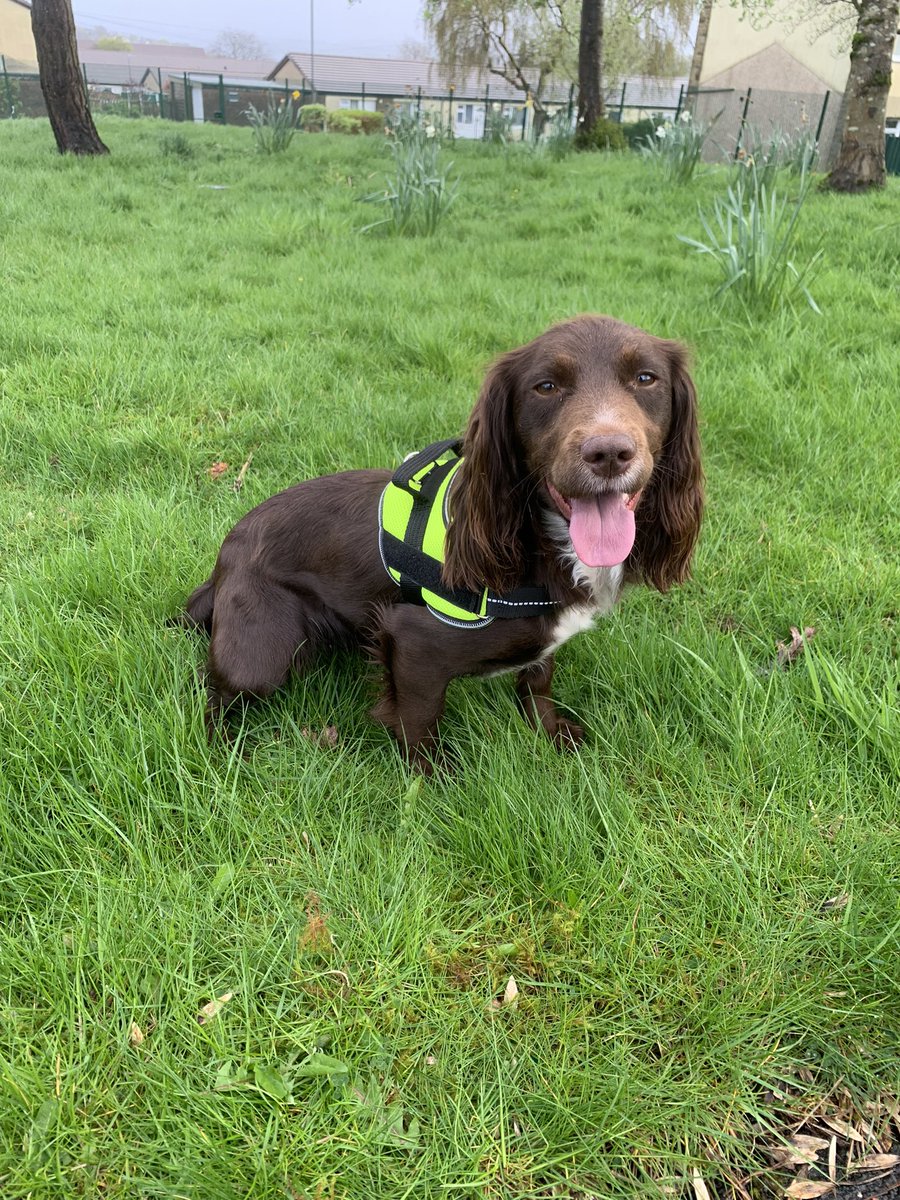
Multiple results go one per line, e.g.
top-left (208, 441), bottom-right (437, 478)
top-left (372, 609), bottom-right (454, 773)
top-left (515, 655), bottom-right (584, 750)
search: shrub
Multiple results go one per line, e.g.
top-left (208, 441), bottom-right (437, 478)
top-left (733, 125), bottom-right (820, 187)
top-left (160, 133), bottom-right (195, 159)
top-left (327, 109), bottom-right (385, 135)
top-left (0, 75), bottom-right (21, 119)
top-left (483, 107), bottom-right (515, 148)
top-left (298, 104), bottom-right (327, 132)
top-left (620, 117), bottom-right (657, 149)
top-left (384, 109), bottom-right (455, 149)
top-left (575, 117), bottom-right (628, 152)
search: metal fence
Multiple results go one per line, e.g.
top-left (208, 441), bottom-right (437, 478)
top-left (5, 54), bottom-right (898, 171)
top-left (0, 56), bottom-right (685, 133)
top-left (690, 84), bottom-right (839, 167)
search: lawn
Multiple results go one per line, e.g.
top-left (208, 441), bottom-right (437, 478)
top-left (0, 116), bottom-right (897, 1199)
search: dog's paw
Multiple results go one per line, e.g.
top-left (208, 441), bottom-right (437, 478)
top-left (551, 718), bottom-right (585, 751)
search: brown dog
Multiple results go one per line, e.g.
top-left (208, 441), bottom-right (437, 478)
top-left (182, 315), bottom-right (703, 770)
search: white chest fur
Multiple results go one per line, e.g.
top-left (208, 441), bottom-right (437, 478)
top-left (545, 561), bottom-right (623, 652)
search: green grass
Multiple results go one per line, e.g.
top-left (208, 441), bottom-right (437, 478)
top-left (0, 117), bottom-right (897, 1199)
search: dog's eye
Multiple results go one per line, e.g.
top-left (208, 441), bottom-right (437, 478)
top-left (534, 380), bottom-right (559, 395)
top-left (635, 371), bottom-right (657, 386)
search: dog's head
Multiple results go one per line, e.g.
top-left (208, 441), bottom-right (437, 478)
top-left (444, 315), bottom-right (704, 594)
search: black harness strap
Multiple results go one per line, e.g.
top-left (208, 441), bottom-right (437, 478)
top-left (390, 440), bottom-right (463, 606)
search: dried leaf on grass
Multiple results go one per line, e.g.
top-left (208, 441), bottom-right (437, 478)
top-left (776, 625), bottom-right (816, 669)
top-left (197, 992), bottom-right (233, 1024)
top-left (491, 975), bottom-right (520, 1012)
top-left (129, 1021), bottom-right (145, 1046)
top-left (298, 892), bottom-right (332, 953)
top-left (772, 1135), bottom-right (831, 1167)
top-left (691, 1166), bottom-right (712, 1200)
top-left (819, 1116), bottom-right (866, 1144)
top-left (851, 1153), bottom-right (900, 1171)
top-left (207, 461), bottom-right (229, 480)
top-left (784, 1180), bottom-right (833, 1198)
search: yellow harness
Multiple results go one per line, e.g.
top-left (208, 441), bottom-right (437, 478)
top-left (378, 439), bottom-right (559, 627)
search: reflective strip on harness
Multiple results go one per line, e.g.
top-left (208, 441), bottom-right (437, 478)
top-left (378, 439), bottom-right (559, 626)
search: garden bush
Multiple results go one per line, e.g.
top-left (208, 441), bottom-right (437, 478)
top-left (620, 116), bottom-right (657, 148)
top-left (298, 103), bottom-right (327, 131)
top-left (575, 116), bottom-right (628, 152)
top-left (327, 109), bottom-right (385, 135)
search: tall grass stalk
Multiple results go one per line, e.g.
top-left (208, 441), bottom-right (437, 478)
top-left (679, 161), bottom-right (823, 314)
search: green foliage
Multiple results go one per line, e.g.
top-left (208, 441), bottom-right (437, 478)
top-left (679, 161), bottom-right (823, 315)
top-left (0, 74), bottom-right (21, 119)
top-left (575, 116), bottom-right (628, 152)
top-left (298, 102), bottom-right (327, 131)
top-left (361, 123), bottom-right (459, 235)
top-left (327, 108), bottom-right (385, 135)
top-left (0, 116), bottom-right (897, 1199)
top-left (159, 132), bottom-right (195, 159)
top-left (620, 116), bottom-right (657, 148)
top-left (244, 96), bottom-right (300, 153)
top-left (385, 106), bottom-right (456, 148)
top-left (542, 108), bottom-right (575, 159)
top-left (94, 35), bottom-right (134, 51)
top-left (640, 110), bottom-right (715, 183)
top-left (482, 105), bottom-right (515, 148)
top-left (734, 125), bottom-right (820, 188)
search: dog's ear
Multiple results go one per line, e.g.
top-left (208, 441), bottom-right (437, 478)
top-left (632, 343), bottom-right (704, 592)
top-left (443, 354), bottom-right (527, 594)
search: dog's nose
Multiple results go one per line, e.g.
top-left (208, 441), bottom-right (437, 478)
top-left (581, 434), bottom-right (637, 478)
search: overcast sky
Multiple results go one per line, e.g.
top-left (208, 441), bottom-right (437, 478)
top-left (70, 0), bottom-right (429, 59)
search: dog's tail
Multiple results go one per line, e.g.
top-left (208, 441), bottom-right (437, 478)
top-left (176, 578), bottom-right (215, 633)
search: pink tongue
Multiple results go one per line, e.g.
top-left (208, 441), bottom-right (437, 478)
top-left (568, 493), bottom-right (636, 566)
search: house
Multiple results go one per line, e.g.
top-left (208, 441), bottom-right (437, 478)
top-left (267, 52), bottom-right (686, 139)
top-left (0, 0), bottom-right (36, 69)
top-left (73, 41), bottom-right (278, 120)
top-left (268, 51), bottom-right (574, 139)
top-left (691, 0), bottom-right (900, 164)
top-left (77, 41), bottom-right (276, 89)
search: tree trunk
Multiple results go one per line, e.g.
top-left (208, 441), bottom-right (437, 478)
top-left (687, 0), bottom-right (714, 114)
top-left (824, 0), bottom-right (898, 192)
top-left (576, 0), bottom-right (604, 139)
top-left (31, 0), bottom-right (109, 155)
